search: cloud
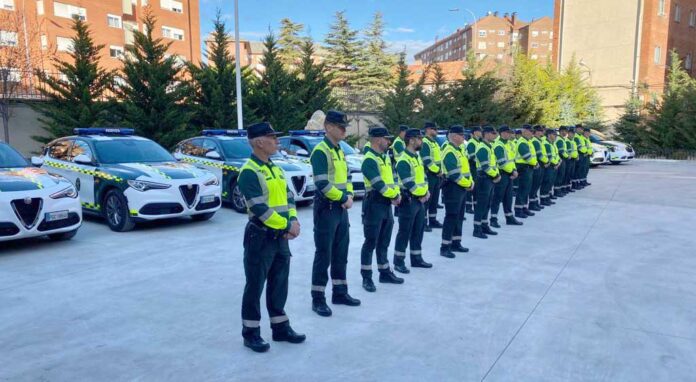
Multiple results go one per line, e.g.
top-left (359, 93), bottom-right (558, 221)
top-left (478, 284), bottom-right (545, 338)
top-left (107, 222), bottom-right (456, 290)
top-left (390, 27), bottom-right (415, 33)
top-left (386, 39), bottom-right (434, 63)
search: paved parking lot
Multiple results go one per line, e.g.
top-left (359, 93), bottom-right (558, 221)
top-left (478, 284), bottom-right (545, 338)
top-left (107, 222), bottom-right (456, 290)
top-left (2, 160), bottom-right (696, 382)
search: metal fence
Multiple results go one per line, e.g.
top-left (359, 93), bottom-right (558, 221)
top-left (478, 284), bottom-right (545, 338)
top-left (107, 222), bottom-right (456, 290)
top-left (636, 149), bottom-right (696, 160)
top-left (0, 70), bottom-right (52, 101)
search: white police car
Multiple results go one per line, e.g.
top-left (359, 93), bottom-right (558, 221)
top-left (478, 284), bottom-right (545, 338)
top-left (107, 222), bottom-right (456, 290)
top-left (173, 130), bottom-right (315, 213)
top-left (278, 130), bottom-right (366, 197)
top-left (34, 128), bottom-right (221, 232)
top-left (590, 143), bottom-right (610, 166)
top-left (1, 141), bottom-right (81, 242)
top-left (590, 131), bottom-right (635, 164)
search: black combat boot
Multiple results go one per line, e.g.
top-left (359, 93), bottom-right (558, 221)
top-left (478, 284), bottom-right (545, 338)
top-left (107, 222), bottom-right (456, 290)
top-left (482, 223), bottom-right (498, 235)
top-left (429, 219), bottom-right (443, 229)
top-left (379, 270), bottom-right (405, 284)
top-left (312, 298), bottom-right (332, 317)
top-left (440, 245), bottom-right (456, 258)
top-left (362, 277), bottom-right (376, 292)
top-left (473, 225), bottom-right (488, 239)
top-left (272, 325), bottom-right (306, 344)
top-left (332, 293), bottom-right (361, 306)
top-left (451, 241), bottom-right (469, 253)
top-left (490, 217), bottom-right (501, 228)
top-left (393, 257), bottom-right (410, 274)
top-left (523, 208), bottom-right (535, 216)
top-left (411, 255), bottom-right (433, 268)
top-left (243, 328), bottom-right (271, 353)
top-left (514, 208), bottom-right (527, 219)
top-left (506, 216), bottom-right (523, 226)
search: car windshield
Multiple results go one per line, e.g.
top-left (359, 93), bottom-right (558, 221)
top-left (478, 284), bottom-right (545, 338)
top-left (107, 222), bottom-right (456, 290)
top-left (94, 139), bottom-right (175, 164)
top-left (339, 141), bottom-right (357, 155)
top-left (219, 139), bottom-right (253, 159)
top-left (0, 143), bottom-right (29, 168)
top-left (435, 136), bottom-right (447, 146)
top-left (590, 134), bottom-right (602, 143)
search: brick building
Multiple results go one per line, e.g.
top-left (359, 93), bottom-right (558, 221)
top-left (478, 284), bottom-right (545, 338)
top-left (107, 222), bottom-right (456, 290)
top-left (1, 0), bottom-right (201, 75)
top-left (554, 0), bottom-right (696, 121)
top-left (414, 12), bottom-right (554, 66)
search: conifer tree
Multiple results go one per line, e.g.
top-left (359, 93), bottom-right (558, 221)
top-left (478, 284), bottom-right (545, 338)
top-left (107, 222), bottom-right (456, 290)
top-left (295, 39), bottom-right (335, 122)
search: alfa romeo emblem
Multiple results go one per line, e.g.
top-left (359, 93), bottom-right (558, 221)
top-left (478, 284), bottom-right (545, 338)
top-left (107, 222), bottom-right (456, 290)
top-left (23, 197), bottom-right (32, 205)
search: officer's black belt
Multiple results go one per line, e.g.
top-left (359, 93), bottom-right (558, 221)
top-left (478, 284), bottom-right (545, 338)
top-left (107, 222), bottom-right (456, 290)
top-left (366, 190), bottom-right (392, 204)
top-left (314, 193), bottom-right (345, 209)
top-left (248, 219), bottom-right (286, 239)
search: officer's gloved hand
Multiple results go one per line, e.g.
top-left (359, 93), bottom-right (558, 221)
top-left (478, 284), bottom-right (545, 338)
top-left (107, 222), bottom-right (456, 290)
top-left (285, 220), bottom-right (301, 240)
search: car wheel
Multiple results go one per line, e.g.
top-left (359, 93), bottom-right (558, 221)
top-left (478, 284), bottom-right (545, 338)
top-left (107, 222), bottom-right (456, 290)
top-left (191, 212), bottom-right (216, 221)
top-left (48, 229), bottom-right (78, 241)
top-left (610, 161), bottom-right (621, 165)
top-left (230, 182), bottom-right (246, 213)
top-left (104, 189), bottom-right (136, 232)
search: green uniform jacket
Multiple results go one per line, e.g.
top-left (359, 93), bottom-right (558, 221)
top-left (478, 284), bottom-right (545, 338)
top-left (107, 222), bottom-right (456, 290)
top-left (362, 147), bottom-right (400, 199)
top-left (310, 137), bottom-right (353, 203)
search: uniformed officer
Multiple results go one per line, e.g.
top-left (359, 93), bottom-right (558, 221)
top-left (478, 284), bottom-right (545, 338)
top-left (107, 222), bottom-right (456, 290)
top-left (554, 126), bottom-right (569, 197)
top-left (390, 125), bottom-right (408, 161)
top-left (360, 127), bottom-right (404, 292)
top-left (582, 127), bottom-right (593, 187)
top-left (540, 129), bottom-right (559, 206)
top-left (514, 124), bottom-right (538, 218)
top-left (421, 122), bottom-right (443, 231)
top-left (465, 126), bottom-right (482, 214)
top-left (393, 128), bottom-right (432, 274)
top-left (473, 126), bottom-right (501, 239)
top-left (490, 125), bottom-right (522, 228)
top-left (440, 125), bottom-right (474, 258)
top-left (528, 125), bottom-right (546, 211)
top-left (573, 125), bottom-right (587, 190)
top-left (310, 110), bottom-right (360, 317)
top-left (512, 129), bottom-right (523, 194)
top-left (565, 126), bottom-right (579, 193)
top-left (238, 122), bottom-right (305, 353)
top-left (361, 139), bottom-right (372, 154)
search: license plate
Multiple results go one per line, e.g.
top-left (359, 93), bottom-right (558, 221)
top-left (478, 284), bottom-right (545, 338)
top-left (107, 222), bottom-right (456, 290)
top-left (46, 210), bottom-right (69, 222)
top-left (200, 195), bottom-right (216, 204)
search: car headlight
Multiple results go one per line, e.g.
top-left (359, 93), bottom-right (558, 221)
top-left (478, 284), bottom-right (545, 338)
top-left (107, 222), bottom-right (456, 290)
top-left (204, 176), bottom-right (219, 186)
top-left (127, 180), bottom-right (171, 192)
top-left (50, 186), bottom-right (78, 199)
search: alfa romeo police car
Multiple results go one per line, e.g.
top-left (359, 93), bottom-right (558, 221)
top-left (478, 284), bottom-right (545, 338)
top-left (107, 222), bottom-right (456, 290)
top-left (278, 130), bottom-right (366, 197)
top-left (0, 141), bottom-right (81, 242)
top-left (34, 128), bottom-right (221, 232)
top-left (173, 130), bottom-right (315, 213)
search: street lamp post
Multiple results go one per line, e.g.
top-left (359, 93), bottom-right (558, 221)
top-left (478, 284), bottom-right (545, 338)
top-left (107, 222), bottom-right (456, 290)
top-left (233, 0), bottom-right (244, 130)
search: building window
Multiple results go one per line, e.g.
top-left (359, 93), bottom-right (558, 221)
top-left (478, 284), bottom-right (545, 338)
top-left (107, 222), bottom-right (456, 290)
top-left (531, 30), bottom-right (539, 37)
top-left (512, 32), bottom-right (519, 40)
top-left (497, 42), bottom-right (505, 48)
top-left (109, 45), bottom-right (124, 58)
top-left (686, 53), bottom-right (693, 70)
top-left (658, 0), bottom-right (666, 16)
top-left (478, 41), bottom-right (487, 50)
top-left (0, 67), bottom-right (21, 83)
top-left (479, 30), bottom-right (487, 38)
top-left (496, 53), bottom-right (504, 60)
top-left (160, 0), bottom-right (183, 13)
top-left (36, 0), bottom-right (44, 15)
top-left (162, 26), bottom-right (184, 40)
top-left (56, 36), bottom-right (73, 52)
top-left (0, 0), bottom-right (14, 10)
top-left (654, 46), bottom-right (661, 64)
top-left (690, 10), bottom-right (696, 27)
top-left (107, 14), bottom-right (122, 28)
top-left (497, 30), bottom-right (505, 36)
top-left (675, 4), bottom-right (682, 22)
top-left (54, 2), bottom-right (87, 20)
top-left (550, 31), bottom-right (554, 39)
top-left (40, 34), bottom-right (47, 49)
top-left (0, 30), bottom-right (18, 46)
top-left (532, 42), bottom-right (539, 48)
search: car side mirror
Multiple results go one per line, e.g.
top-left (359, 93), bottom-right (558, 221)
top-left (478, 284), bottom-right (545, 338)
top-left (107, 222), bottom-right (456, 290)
top-left (280, 150), bottom-right (288, 156)
top-left (73, 154), bottom-right (93, 165)
top-left (173, 152), bottom-right (183, 160)
top-left (296, 149), bottom-right (309, 157)
top-left (31, 156), bottom-right (44, 167)
top-left (205, 151), bottom-right (222, 160)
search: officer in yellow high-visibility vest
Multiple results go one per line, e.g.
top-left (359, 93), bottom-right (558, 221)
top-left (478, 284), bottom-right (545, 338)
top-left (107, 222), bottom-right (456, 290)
top-left (529, 125), bottom-right (547, 211)
top-left (360, 127), bottom-right (404, 292)
top-left (238, 122), bottom-right (305, 353)
top-left (566, 126), bottom-right (579, 193)
top-left (490, 125), bottom-right (522, 228)
top-left (421, 122), bottom-right (444, 231)
top-left (540, 128), bottom-right (560, 206)
top-left (310, 110), bottom-right (360, 318)
top-left (440, 125), bottom-right (474, 258)
top-left (582, 126), bottom-right (594, 188)
top-left (573, 125), bottom-right (588, 190)
top-left (393, 128), bottom-right (433, 274)
top-left (473, 126), bottom-right (501, 239)
top-left (554, 126), bottom-right (569, 197)
top-left (512, 128), bottom-right (523, 194)
top-left (465, 126), bottom-right (483, 214)
top-left (514, 124), bottom-right (538, 218)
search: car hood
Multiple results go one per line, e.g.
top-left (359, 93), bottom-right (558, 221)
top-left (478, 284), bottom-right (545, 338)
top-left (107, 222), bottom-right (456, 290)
top-left (0, 167), bottom-right (66, 192)
top-left (592, 143), bottom-right (608, 152)
top-left (102, 162), bottom-right (212, 181)
top-left (601, 140), bottom-right (626, 148)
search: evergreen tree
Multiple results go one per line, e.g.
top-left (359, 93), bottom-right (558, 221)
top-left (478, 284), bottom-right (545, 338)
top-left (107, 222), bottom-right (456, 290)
top-left (117, 12), bottom-right (191, 148)
top-left (278, 18), bottom-right (306, 68)
top-left (352, 11), bottom-right (396, 100)
top-left (248, 33), bottom-right (304, 132)
top-left (420, 64), bottom-right (456, 127)
top-left (504, 53), bottom-right (546, 125)
top-left (188, 12), bottom-right (255, 130)
top-left (381, 53), bottom-right (421, 131)
top-left (613, 95), bottom-right (645, 147)
top-left (450, 51), bottom-right (508, 125)
top-left (324, 11), bottom-right (361, 88)
top-left (32, 17), bottom-right (115, 143)
top-left (295, 38), bottom-right (336, 122)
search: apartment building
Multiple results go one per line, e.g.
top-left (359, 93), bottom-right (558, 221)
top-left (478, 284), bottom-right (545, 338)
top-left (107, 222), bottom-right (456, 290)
top-left (414, 12), bottom-right (554, 66)
top-left (554, 0), bottom-right (696, 120)
top-left (1, 0), bottom-right (200, 75)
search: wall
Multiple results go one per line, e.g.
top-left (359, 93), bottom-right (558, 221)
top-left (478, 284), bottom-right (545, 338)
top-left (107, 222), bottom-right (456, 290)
top-left (3, 103), bottom-right (45, 156)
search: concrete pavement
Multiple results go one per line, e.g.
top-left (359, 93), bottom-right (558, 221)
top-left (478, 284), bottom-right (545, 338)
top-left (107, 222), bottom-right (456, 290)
top-left (1, 160), bottom-right (696, 381)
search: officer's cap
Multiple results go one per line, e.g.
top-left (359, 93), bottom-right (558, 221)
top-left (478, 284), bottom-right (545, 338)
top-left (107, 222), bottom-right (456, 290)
top-left (558, 126), bottom-right (568, 132)
top-left (568, 126), bottom-right (576, 133)
top-left (368, 127), bottom-right (393, 139)
top-left (533, 125), bottom-right (544, 132)
top-left (247, 122), bottom-right (282, 139)
top-left (545, 128), bottom-right (557, 136)
top-left (521, 124), bottom-right (533, 131)
top-left (399, 125), bottom-right (409, 132)
top-left (325, 110), bottom-right (349, 128)
top-left (405, 128), bottom-right (422, 139)
top-left (498, 125), bottom-right (511, 134)
top-left (424, 121), bottom-right (438, 130)
top-left (482, 125), bottom-right (497, 134)
top-left (448, 125), bottom-right (465, 135)
top-left (514, 129), bottom-right (523, 134)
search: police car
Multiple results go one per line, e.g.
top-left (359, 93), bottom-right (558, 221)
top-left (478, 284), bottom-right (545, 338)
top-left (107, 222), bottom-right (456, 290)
top-left (0, 141), bottom-right (81, 242)
top-left (590, 143), bottom-right (610, 166)
top-left (173, 130), bottom-right (316, 213)
top-left (34, 128), bottom-right (221, 232)
top-left (590, 131), bottom-right (635, 164)
top-left (278, 130), bottom-right (366, 197)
